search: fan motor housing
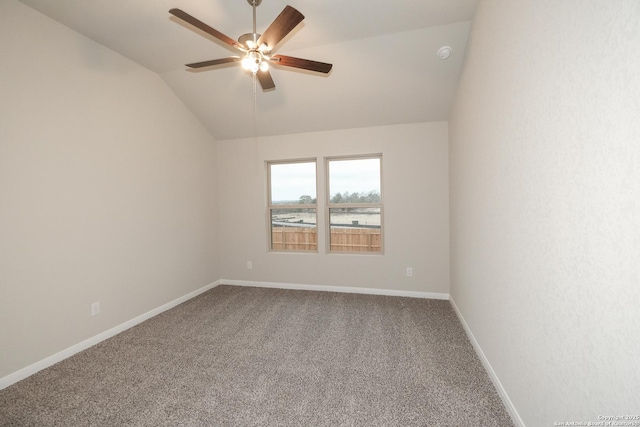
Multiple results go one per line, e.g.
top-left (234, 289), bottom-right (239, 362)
top-left (239, 33), bottom-right (261, 47)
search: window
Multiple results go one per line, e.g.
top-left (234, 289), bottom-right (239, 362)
top-left (326, 156), bottom-right (382, 253)
top-left (267, 155), bottom-right (382, 254)
top-left (267, 160), bottom-right (317, 252)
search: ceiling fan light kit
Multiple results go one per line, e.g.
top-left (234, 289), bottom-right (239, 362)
top-left (169, 0), bottom-right (332, 91)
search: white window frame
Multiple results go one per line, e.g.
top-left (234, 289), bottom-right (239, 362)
top-left (266, 158), bottom-right (319, 253)
top-left (325, 154), bottom-right (383, 254)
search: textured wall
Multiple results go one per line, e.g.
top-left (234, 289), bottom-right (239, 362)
top-left (0, 1), bottom-right (218, 379)
top-left (216, 122), bottom-right (450, 294)
top-left (449, 0), bottom-right (640, 425)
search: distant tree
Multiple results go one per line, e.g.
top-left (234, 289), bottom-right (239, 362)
top-left (330, 192), bottom-right (343, 203)
top-left (365, 190), bottom-right (381, 203)
top-left (298, 195), bottom-right (316, 204)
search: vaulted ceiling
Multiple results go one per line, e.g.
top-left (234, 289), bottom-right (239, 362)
top-left (19, 0), bottom-right (478, 140)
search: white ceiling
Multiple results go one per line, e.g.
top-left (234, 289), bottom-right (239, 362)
top-left (19, 0), bottom-right (478, 140)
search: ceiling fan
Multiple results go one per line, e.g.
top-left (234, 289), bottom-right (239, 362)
top-left (169, 0), bottom-right (332, 91)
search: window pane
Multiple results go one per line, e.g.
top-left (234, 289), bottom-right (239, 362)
top-left (270, 162), bottom-right (316, 204)
top-left (271, 208), bottom-right (317, 251)
top-left (329, 207), bottom-right (381, 252)
top-left (328, 158), bottom-right (380, 204)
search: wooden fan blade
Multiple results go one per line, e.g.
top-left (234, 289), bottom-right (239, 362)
top-left (169, 8), bottom-right (245, 52)
top-left (272, 55), bottom-right (332, 74)
top-left (256, 6), bottom-right (304, 51)
top-left (257, 69), bottom-right (276, 90)
top-left (186, 57), bottom-right (241, 68)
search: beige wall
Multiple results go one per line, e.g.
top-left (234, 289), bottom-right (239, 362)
top-left (216, 122), bottom-right (449, 294)
top-left (449, 0), bottom-right (640, 424)
top-left (0, 1), bottom-right (219, 378)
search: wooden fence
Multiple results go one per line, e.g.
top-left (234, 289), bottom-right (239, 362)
top-left (330, 227), bottom-right (382, 252)
top-left (271, 226), bottom-right (381, 252)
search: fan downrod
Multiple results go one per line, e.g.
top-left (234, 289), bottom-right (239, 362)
top-left (240, 0), bottom-right (262, 49)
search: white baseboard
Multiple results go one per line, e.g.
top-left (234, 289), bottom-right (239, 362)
top-left (0, 280), bottom-right (220, 391)
top-left (449, 297), bottom-right (525, 427)
top-left (220, 279), bottom-right (450, 300)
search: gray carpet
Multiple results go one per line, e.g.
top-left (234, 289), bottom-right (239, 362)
top-left (0, 285), bottom-right (514, 426)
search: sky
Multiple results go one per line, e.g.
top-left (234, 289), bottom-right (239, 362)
top-left (270, 158), bottom-right (380, 202)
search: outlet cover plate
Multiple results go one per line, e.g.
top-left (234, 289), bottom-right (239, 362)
top-left (91, 302), bottom-right (100, 316)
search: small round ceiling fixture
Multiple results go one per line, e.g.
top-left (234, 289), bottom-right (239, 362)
top-left (437, 46), bottom-right (452, 60)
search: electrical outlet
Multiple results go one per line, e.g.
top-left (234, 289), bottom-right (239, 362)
top-left (247, 261), bottom-right (253, 270)
top-left (406, 267), bottom-right (413, 277)
top-left (91, 302), bottom-right (100, 316)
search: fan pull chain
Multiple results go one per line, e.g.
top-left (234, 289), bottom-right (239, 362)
top-left (253, 73), bottom-right (258, 137)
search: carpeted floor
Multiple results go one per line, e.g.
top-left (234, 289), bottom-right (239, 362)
top-left (0, 285), bottom-right (514, 426)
